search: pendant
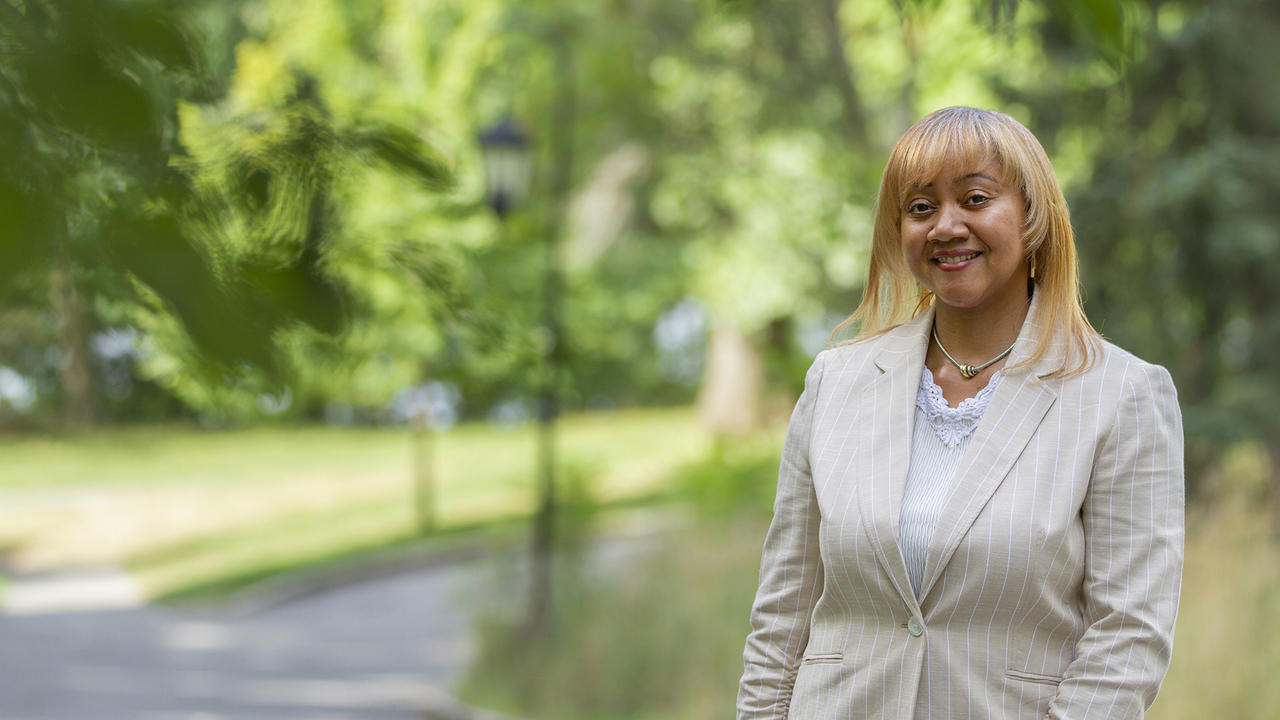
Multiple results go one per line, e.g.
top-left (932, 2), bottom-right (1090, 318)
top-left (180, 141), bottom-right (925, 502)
top-left (960, 364), bottom-right (978, 378)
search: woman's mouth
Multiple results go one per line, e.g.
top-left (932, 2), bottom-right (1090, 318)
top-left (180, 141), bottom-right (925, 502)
top-left (933, 252), bottom-right (981, 271)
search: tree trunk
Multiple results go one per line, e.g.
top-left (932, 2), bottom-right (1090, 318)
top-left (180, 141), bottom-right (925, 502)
top-left (819, 0), bottom-right (872, 148)
top-left (49, 256), bottom-right (95, 427)
top-left (697, 323), bottom-right (764, 437)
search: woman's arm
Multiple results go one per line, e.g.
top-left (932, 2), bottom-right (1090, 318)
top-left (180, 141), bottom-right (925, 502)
top-left (737, 352), bottom-right (827, 720)
top-left (1049, 361), bottom-right (1185, 719)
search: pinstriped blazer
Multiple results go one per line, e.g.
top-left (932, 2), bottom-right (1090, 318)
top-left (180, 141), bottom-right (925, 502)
top-left (738, 297), bottom-right (1184, 720)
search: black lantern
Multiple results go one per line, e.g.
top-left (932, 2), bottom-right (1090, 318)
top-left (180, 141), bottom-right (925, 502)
top-left (478, 118), bottom-right (532, 219)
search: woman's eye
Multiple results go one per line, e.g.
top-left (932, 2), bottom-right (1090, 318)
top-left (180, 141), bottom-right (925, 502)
top-left (907, 202), bottom-right (933, 214)
top-left (966, 193), bottom-right (991, 206)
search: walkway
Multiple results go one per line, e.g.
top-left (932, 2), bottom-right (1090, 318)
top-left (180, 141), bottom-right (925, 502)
top-left (0, 560), bottom-right (499, 720)
top-left (0, 513), bottom-right (669, 720)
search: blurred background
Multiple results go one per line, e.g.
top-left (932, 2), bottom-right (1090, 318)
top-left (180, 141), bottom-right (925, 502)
top-left (1, 0), bottom-right (1277, 718)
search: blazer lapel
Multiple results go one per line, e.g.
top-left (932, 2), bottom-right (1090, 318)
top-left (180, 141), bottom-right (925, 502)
top-left (916, 295), bottom-right (1062, 603)
top-left (853, 309), bottom-right (932, 612)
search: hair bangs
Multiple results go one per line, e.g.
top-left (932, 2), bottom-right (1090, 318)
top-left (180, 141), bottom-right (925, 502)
top-left (891, 111), bottom-right (1007, 210)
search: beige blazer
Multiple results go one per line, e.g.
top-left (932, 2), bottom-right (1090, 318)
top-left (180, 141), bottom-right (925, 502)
top-left (738, 298), bottom-right (1184, 720)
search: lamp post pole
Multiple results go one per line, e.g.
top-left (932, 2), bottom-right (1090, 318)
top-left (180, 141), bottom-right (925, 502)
top-left (524, 35), bottom-right (575, 636)
top-left (480, 40), bottom-right (574, 631)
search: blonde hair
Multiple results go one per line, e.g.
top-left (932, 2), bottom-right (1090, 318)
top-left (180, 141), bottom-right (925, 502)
top-left (832, 106), bottom-right (1098, 377)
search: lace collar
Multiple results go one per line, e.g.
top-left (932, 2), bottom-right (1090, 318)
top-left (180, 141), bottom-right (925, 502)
top-left (916, 366), bottom-right (1002, 449)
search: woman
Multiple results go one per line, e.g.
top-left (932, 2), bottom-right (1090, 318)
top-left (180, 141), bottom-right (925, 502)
top-left (737, 107), bottom-right (1183, 720)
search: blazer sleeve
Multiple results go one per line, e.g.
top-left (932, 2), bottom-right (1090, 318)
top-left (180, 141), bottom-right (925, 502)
top-left (737, 351), bottom-right (827, 720)
top-left (1049, 361), bottom-right (1185, 719)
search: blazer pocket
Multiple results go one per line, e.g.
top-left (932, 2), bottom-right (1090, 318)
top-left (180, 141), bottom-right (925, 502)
top-left (800, 652), bottom-right (843, 666)
top-left (1005, 668), bottom-right (1063, 686)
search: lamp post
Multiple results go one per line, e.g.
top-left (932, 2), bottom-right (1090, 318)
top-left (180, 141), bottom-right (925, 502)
top-left (480, 116), bottom-right (562, 634)
top-left (479, 118), bottom-right (532, 220)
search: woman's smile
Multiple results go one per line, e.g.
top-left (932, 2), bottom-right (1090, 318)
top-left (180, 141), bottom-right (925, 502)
top-left (932, 249), bottom-right (982, 270)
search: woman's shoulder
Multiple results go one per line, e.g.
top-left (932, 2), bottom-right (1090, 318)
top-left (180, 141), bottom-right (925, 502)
top-left (1071, 339), bottom-right (1184, 465)
top-left (1065, 336), bottom-right (1179, 401)
top-left (806, 327), bottom-right (908, 393)
top-left (822, 319), bottom-right (921, 365)
top-left (819, 330), bottom-right (890, 367)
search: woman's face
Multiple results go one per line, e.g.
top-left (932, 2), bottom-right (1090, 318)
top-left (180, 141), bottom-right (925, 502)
top-left (899, 158), bottom-right (1029, 315)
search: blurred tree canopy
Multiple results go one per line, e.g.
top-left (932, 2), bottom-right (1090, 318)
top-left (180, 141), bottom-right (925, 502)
top-left (1, 0), bottom-right (212, 425)
top-left (1020, 0), bottom-right (1280, 485)
top-left (0, 0), bottom-right (454, 425)
top-left (1, 0), bottom-right (1276, 493)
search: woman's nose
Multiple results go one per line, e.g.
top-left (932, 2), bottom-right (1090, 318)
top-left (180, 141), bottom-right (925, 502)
top-left (928, 202), bottom-right (969, 242)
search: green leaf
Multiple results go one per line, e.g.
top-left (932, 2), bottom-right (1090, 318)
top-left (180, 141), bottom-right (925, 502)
top-left (347, 123), bottom-right (453, 189)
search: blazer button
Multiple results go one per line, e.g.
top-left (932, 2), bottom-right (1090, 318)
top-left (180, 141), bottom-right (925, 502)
top-left (907, 616), bottom-right (924, 637)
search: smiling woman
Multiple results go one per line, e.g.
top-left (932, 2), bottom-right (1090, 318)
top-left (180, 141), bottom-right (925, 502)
top-left (850, 106), bottom-right (1092, 387)
top-left (738, 107), bottom-right (1185, 720)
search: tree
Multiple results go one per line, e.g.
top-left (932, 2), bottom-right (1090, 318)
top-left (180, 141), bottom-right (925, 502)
top-left (0, 0), bottom-right (459, 426)
top-left (1002, 0), bottom-right (1280, 495)
top-left (0, 0), bottom-right (205, 426)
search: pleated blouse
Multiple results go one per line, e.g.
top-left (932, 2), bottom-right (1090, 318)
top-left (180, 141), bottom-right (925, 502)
top-left (899, 366), bottom-right (1002, 597)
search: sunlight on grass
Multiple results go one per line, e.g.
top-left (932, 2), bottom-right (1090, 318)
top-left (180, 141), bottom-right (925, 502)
top-left (0, 407), bottom-right (708, 601)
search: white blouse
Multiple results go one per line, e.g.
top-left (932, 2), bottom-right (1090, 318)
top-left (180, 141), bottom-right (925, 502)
top-left (899, 366), bottom-right (1002, 597)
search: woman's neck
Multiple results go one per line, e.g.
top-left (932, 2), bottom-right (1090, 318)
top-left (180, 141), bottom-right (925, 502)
top-left (932, 297), bottom-right (1030, 362)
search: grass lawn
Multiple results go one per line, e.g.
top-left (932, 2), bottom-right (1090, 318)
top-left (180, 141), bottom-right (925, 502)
top-left (0, 406), bottom-right (711, 602)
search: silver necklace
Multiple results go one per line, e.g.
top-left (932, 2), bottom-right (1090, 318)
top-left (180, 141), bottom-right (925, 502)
top-left (931, 325), bottom-right (1016, 379)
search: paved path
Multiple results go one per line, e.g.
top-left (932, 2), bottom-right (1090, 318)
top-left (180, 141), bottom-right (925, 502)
top-left (0, 561), bottom-right (493, 720)
top-left (0, 515), bottom-right (668, 720)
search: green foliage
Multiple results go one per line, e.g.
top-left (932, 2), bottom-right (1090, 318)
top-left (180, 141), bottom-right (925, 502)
top-left (673, 439), bottom-right (783, 516)
top-left (139, 0), bottom-right (470, 417)
top-left (5, 0), bottom-right (1276, 468)
top-left (0, 3), bottom-right (356, 373)
top-left (0, 0), bottom-right (207, 424)
top-left (0, 0), bottom-right (463, 424)
top-left (1008, 0), bottom-right (1280, 486)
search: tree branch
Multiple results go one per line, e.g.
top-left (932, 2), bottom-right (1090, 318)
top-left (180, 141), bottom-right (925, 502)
top-left (818, 0), bottom-right (871, 148)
